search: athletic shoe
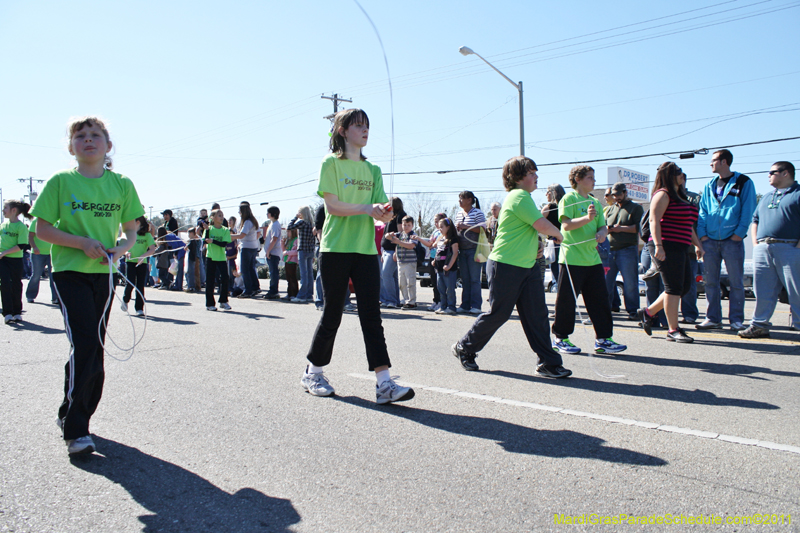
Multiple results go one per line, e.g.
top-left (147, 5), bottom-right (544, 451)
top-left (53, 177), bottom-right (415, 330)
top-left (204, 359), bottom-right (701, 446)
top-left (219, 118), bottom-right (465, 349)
top-left (384, 303), bottom-right (399, 309)
top-left (696, 319), bottom-right (723, 330)
top-left (220, 302), bottom-right (232, 310)
top-left (237, 292), bottom-right (254, 299)
top-left (637, 309), bottom-right (653, 336)
top-left (66, 435), bottom-right (96, 455)
top-left (582, 318), bottom-right (592, 325)
top-left (456, 308), bottom-right (470, 314)
top-left (451, 342), bottom-right (479, 371)
top-left (27, 298), bottom-right (34, 303)
top-left (641, 267), bottom-right (659, 281)
top-left (401, 303), bottom-right (417, 310)
top-left (469, 308), bottom-right (482, 315)
top-left (264, 293), bottom-right (280, 300)
top-left (443, 308), bottom-right (457, 315)
top-left (627, 313), bottom-right (638, 321)
top-left (594, 338), bottom-right (627, 354)
top-left (4, 315), bottom-right (13, 324)
top-left (435, 308), bottom-right (445, 315)
top-left (290, 297), bottom-right (306, 303)
top-left (730, 321), bottom-right (746, 332)
top-left (738, 324), bottom-right (770, 339)
top-left (428, 303), bottom-right (440, 312)
top-left (135, 310), bottom-right (145, 317)
top-left (12, 315), bottom-right (22, 322)
top-left (301, 371), bottom-right (335, 397)
top-left (343, 303), bottom-right (357, 312)
top-left (552, 338), bottom-right (581, 355)
top-left (120, 301), bottom-right (128, 312)
top-left (206, 306), bottom-right (218, 311)
top-left (376, 378), bottom-right (415, 405)
top-left (666, 328), bottom-right (694, 343)
top-left (679, 317), bottom-right (697, 324)
top-left (536, 364), bottom-right (573, 379)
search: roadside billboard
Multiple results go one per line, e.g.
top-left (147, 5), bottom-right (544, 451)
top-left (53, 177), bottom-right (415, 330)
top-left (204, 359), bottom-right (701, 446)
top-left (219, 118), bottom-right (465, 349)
top-left (608, 167), bottom-right (649, 202)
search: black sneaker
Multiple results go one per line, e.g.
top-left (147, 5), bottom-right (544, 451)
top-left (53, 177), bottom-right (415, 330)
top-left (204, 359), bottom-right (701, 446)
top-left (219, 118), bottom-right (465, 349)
top-left (451, 343), bottom-right (479, 371)
top-left (642, 267), bottom-right (659, 281)
top-left (536, 364), bottom-right (573, 379)
top-left (666, 328), bottom-right (694, 343)
top-left (637, 309), bottom-right (653, 336)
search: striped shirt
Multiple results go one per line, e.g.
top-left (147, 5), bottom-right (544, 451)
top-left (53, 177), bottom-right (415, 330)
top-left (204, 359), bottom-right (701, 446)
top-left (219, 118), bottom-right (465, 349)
top-left (287, 217), bottom-right (315, 252)
top-left (653, 188), bottom-right (698, 246)
top-left (455, 207), bottom-right (486, 251)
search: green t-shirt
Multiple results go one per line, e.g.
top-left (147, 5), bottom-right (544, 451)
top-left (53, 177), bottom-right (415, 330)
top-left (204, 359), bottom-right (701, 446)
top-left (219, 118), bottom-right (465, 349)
top-left (488, 188), bottom-right (543, 268)
top-left (30, 169), bottom-right (144, 274)
top-left (127, 232), bottom-right (155, 263)
top-left (0, 220), bottom-right (28, 258)
top-left (29, 219), bottom-right (52, 255)
top-left (558, 191), bottom-right (605, 266)
top-left (205, 225), bottom-right (231, 261)
top-left (317, 154), bottom-right (388, 255)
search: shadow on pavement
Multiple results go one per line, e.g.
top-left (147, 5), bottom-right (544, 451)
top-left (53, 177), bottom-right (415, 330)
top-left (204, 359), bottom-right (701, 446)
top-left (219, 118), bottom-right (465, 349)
top-left (5, 321), bottom-right (63, 335)
top-left (141, 300), bottom-right (192, 307)
top-left (483, 370), bottom-right (779, 410)
top-left (611, 353), bottom-right (800, 380)
top-left (141, 315), bottom-right (198, 326)
top-left (334, 396), bottom-right (667, 466)
top-left (71, 436), bottom-right (301, 532)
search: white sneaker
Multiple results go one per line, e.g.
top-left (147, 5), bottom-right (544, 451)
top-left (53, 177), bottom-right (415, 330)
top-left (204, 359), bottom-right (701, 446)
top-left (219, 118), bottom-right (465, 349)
top-left (135, 310), bottom-right (145, 317)
top-left (120, 301), bottom-right (128, 312)
top-left (429, 303), bottom-right (440, 312)
top-left (12, 315), bottom-right (22, 322)
top-left (469, 308), bottom-right (482, 315)
top-left (66, 435), bottom-right (96, 455)
top-left (582, 318), bottom-right (592, 325)
top-left (730, 321), bottom-right (746, 331)
top-left (4, 315), bottom-right (13, 324)
top-left (301, 371), bottom-right (335, 396)
top-left (220, 302), bottom-right (232, 311)
top-left (206, 306), bottom-right (218, 311)
top-left (376, 378), bottom-right (415, 405)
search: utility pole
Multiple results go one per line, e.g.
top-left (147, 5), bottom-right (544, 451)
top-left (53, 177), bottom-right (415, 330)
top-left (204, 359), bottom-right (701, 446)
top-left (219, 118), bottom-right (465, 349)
top-left (321, 93), bottom-right (353, 122)
top-left (18, 176), bottom-right (46, 204)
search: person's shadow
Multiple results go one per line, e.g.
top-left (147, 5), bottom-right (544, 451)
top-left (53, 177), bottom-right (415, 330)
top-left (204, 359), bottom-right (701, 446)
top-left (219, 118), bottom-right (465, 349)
top-left (71, 436), bottom-right (300, 532)
top-left (335, 396), bottom-right (667, 466)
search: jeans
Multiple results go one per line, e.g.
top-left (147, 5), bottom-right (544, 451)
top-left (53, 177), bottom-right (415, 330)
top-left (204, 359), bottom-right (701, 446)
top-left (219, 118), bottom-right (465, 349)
top-left (171, 256), bottom-right (184, 291)
top-left (460, 260), bottom-right (563, 367)
top-left (267, 254), bottom-right (281, 296)
top-left (751, 243), bottom-right (800, 329)
top-left (186, 258), bottom-right (197, 290)
top-left (240, 248), bottom-right (259, 294)
top-left (437, 268), bottom-right (457, 311)
top-left (702, 237), bottom-right (745, 324)
top-left (379, 250), bottom-right (399, 306)
top-left (681, 255), bottom-right (699, 322)
top-left (199, 252), bottom-right (206, 284)
top-left (458, 248), bottom-right (482, 311)
top-left (297, 250), bottom-right (315, 300)
top-left (26, 253), bottom-right (55, 301)
top-left (605, 245), bottom-right (640, 316)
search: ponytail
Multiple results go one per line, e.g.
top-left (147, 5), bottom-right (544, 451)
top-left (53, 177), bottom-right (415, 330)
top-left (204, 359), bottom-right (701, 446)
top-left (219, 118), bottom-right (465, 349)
top-left (5, 199), bottom-right (32, 220)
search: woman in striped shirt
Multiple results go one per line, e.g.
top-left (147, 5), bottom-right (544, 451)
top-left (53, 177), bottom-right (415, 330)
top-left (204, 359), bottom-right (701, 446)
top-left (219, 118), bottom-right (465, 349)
top-left (638, 162), bottom-right (704, 343)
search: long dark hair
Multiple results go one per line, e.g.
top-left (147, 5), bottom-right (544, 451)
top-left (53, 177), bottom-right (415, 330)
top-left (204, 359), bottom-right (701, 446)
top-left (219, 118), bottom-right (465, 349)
top-left (330, 108), bottom-right (369, 160)
top-left (459, 191), bottom-right (481, 210)
top-left (4, 199), bottom-right (33, 220)
top-left (653, 162), bottom-right (688, 201)
top-left (439, 217), bottom-right (458, 245)
top-left (238, 201), bottom-right (258, 230)
top-left (136, 216), bottom-right (149, 236)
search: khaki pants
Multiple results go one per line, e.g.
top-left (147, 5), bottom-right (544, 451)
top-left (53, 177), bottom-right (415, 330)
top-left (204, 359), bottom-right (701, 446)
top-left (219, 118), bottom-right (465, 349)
top-left (398, 261), bottom-right (417, 305)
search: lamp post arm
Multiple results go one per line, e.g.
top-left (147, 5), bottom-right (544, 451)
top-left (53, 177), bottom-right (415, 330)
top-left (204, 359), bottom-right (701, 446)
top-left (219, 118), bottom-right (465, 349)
top-left (471, 52), bottom-right (519, 90)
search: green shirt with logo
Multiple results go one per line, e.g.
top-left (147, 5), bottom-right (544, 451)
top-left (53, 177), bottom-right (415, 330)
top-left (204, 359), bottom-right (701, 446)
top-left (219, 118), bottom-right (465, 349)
top-left (488, 188), bottom-right (543, 268)
top-left (127, 232), bottom-right (155, 263)
top-left (29, 219), bottom-right (52, 255)
top-left (317, 154), bottom-right (388, 255)
top-left (0, 220), bottom-right (28, 258)
top-left (558, 191), bottom-right (605, 266)
top-left (204, 225), bottom-right (231, 261)
top-left (30, 168), bottom-right (144, 274)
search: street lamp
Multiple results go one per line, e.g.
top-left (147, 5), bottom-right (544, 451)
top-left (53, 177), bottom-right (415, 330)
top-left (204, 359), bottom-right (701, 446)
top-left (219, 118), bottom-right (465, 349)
top-left (459, 46), bottom-right (525, 156)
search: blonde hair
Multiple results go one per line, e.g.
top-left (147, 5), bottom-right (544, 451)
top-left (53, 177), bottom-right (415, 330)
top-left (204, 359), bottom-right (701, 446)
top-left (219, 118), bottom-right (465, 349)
top-left (67, 116), bottom-right (113, 170)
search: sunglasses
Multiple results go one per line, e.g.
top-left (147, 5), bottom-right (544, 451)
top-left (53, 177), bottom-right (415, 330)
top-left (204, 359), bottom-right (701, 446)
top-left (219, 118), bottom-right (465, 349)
top-left (768, 169), bottom-right (785, 176)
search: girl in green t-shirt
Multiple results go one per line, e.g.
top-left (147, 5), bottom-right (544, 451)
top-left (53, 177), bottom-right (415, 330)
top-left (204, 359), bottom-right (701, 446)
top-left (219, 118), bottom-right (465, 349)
top-left (121, 216), bottom-right (156, 315)
top-left (0, 199), bottom-right (33, 323)
top-left (300, 108), bottom-right (415, 405)
top-left (30, 116), bottom-right (144, 456)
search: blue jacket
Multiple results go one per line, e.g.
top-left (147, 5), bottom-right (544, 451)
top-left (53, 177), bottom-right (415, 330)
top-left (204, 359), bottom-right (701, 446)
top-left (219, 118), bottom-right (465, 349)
top-left (165, 232), bottom-right (186, 260)
top-left (697, 172), bottom-right (757, 241)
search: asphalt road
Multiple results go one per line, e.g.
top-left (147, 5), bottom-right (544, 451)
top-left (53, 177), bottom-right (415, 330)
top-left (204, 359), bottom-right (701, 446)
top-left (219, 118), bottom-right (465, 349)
top-left (1, 281), bottom-right (798, 532)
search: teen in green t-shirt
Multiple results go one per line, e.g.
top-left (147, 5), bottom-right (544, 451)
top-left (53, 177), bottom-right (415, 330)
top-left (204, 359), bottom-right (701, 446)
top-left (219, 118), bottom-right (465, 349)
top-left (552, 165), bottom-right (626, 356)
top-left (452, 156), bottom-right (572, 378)
top-left (25, 217), bottom-right (57, 305)
top-left (1, 199), bottom-right (33, 322)
top-left (300, 108), bottom-right (414, 405)
top-left (29, 117), bottom-right (144, 456)
top-left (121, 216), bottom-right (156, 315)
top-left (203, 209), bottom-right (242, 311)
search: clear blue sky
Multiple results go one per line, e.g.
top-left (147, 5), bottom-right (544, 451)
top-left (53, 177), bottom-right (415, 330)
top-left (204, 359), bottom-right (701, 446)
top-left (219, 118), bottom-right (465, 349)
top-left (1, 0), bottom-right (798, 221)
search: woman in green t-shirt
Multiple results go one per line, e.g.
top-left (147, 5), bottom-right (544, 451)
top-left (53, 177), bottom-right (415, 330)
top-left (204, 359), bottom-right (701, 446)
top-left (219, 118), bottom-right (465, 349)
top-left (300, 108), bottom-right (415, 405)
top-left (0, 199), bottom-right (32, 323)
top-left (451, 156), bottom-right (571, 378)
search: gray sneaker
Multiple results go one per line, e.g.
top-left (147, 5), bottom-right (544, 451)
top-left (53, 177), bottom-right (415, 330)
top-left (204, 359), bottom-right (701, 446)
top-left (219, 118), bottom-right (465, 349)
top-left (738, 324), bottom-right (770, 339)
top-left (66, 435), bottom-right (96, 455)
top-left (376, 378), bottom-right (415, 405)
top-left (695, 319), bottom-right (722, 330)
top-left (301, 371), bottom-right (335, 397)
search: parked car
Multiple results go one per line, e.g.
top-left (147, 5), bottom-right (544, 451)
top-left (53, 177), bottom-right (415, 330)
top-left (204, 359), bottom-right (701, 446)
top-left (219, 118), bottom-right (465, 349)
top-left (719, 260), bottom-right (754, 299)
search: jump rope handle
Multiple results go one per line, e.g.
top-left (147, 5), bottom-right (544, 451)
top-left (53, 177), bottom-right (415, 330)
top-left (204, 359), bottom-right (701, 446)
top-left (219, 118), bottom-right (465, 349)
top-left (384, 202), bottom-right (393, 212)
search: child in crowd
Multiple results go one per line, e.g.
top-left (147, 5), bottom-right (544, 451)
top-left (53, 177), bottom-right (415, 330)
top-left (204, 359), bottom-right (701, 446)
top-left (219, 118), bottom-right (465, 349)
top-left (1, 199), bottom-right (32, 323)
top-left (434, 217), bottom-right (459, 315)
top-left (389, 215), bottom-right (418, 309)
top-left (121, 216), bottom-right (155, 316)
top-left (281, 228), bottom-right (299, 300)
top-left (204, 209), bottom-right (242, 311)
top-left (154, 227), bottom-right (172, 289)
top-left (300, 108), bottom-right (414, 404)
top-left (412, 212), bottom-right (447, 311)
top-left (185, 227), bottom-right (200, 292)
top-left (26, 217), bottom-right (58, 305)
top-left (31, 116), bottom-right (144, 455)
top-left (452, 156), bottom-right (571, 377)
top-left (552, 165), bottom-right (626, 355)
top-left (262, 206), bottom-right (283, 299)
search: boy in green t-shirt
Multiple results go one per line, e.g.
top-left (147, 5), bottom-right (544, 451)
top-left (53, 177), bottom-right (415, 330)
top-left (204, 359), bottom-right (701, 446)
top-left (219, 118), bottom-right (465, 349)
top-left (203, 209), bottom-right (242, 311)
top-left (451, 157), bottom-right (572, 378)
top-left (552, 165), bottom-right (626, 355)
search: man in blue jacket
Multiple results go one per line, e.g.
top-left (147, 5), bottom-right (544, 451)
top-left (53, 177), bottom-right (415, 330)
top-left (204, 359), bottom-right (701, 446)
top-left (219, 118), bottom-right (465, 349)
top-left (696, 149), bottom-right (758, 331)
